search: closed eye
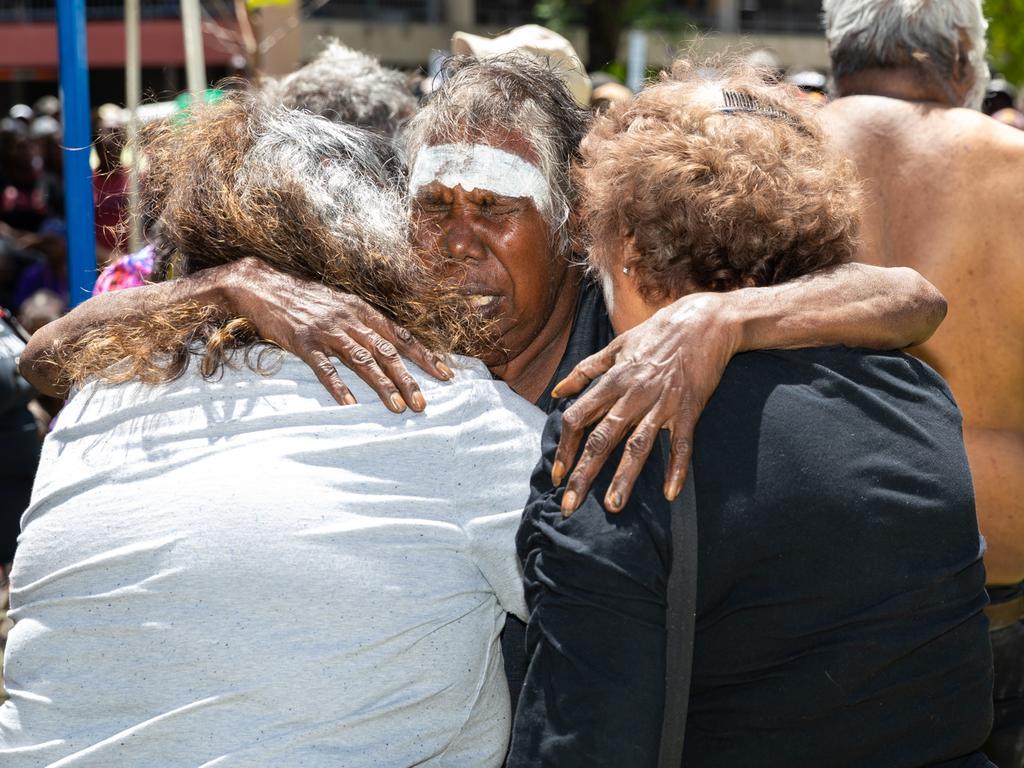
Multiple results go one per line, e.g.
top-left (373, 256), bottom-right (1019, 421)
top-left (476, 194), bottom-right (523, 216)
top-left (414, 197), bottom-right (450, 214)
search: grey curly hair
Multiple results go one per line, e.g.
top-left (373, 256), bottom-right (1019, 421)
top-left (264, 41), bottom-right (417, 136)
top-left (402, 54), bottom-right (591, 256)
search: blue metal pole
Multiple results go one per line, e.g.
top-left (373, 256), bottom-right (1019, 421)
top-left (56, 0), bottom-right (96, 308)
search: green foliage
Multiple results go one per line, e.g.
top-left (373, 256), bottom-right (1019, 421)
top-left (620, 0), bottom-right (690, 32)
top-left (985, 0), bottom-right (1024, 85)
top-left (533, 0), bottom-right (583, 35)
top-left (533, 0), bottom-right (691, 35)
top-left (604, 61), bottom-right (627, 82)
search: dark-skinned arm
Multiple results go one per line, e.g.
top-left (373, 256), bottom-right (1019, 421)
top-left (20, 257), bottom-right (451, 407)
top-left (552, 263), bottom-right (946, 514)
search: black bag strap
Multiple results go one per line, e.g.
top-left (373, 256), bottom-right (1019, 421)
top-left (657, 439), bottom-right (698, 768)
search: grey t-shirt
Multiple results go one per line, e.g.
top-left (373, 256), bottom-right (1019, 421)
top-left (0, 353), bottom-right (544, 767)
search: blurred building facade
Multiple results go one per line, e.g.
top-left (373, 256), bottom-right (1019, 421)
top-left (0, 0), bottom-right (240, 106)
top-left (304, 0), bottom-right (828, 69)
top-left (0, 0), bottom-right (828, 106)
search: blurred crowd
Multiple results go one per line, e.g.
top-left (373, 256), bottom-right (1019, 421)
top-left (0, 96), bottom-right (67, 327)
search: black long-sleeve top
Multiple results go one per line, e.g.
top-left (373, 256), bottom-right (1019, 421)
top-left (510, 346), bottom-right (995, 768)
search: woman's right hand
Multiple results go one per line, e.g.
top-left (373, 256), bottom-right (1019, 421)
top-left (224, 258), bottom-right (453, 413)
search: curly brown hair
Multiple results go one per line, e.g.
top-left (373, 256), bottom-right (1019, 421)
top-left (63, 91), bottom-right (474, 388)
top-left (579, 61), bottom-right (861, 302)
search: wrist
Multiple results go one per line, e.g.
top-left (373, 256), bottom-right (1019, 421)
top-left (672, 291), bottom-right (745, 356)
top-left (198, 258), bottom-right (262, 318)
top-left (717, 285), bottom-right (787, 354)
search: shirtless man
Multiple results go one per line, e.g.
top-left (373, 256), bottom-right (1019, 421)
top-left (821, 2), bottom-right (1024, 764)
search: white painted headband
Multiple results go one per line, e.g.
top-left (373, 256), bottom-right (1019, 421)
top-left (408, 143), bottom-right (552, 215)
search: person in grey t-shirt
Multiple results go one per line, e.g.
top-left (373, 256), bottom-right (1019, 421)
top-left (0, 92), bottom-right (543, 767)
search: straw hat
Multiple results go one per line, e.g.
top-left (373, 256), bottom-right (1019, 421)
top-left (451, 24), bottom-right (592, 107)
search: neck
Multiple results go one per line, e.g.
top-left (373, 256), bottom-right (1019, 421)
top-left (490, 267), bottom-right (583, 403)
top-left (604, 268), bottom-right (671, 336)
top-left (835, 68), bottom-right (961, 107)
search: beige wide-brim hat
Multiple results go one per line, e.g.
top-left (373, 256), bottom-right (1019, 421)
top-left (451, 24), bottom-right (592, 107)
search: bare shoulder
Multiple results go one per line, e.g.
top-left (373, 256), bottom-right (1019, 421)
top-left (947, 110), bottom-right (1024, 211)
top-left (823, 97), bottom-right (1024, 156)
top-left (944, 106), bottom-right (1024, 148)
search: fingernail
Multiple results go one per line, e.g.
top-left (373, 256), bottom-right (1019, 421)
top-left (665, 478), bottom-right (682, 501)
top-left (410, 391), bottom-right (427, 411)
top-left (437, 361), bottom-right (454, 380)
top-left (550, 386), bottom-right (563, 398)
top-left (607, 491), bottom-right (622, 512)
top-left (389, 393), bottom-right (407, 412)
top-left (551, 460), bottom-right (565, 486)
top-left (342, 394), bottom-right (357, 406)
top-left (561, 490), bottom-right (578, 515)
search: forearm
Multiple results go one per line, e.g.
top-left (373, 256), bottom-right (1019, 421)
top-left (724, 263), bottom-right (946, 353)
top-left (20, 266), bottom-right (232, 398)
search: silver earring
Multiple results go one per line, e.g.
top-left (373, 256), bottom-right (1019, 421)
top-left (622, 265), bottom-right (630, 275)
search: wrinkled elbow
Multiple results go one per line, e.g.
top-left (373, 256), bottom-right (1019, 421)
top-left (908, 268), bottom-right (947, 346)
top-left (19, 333), bottom-right (65, 399)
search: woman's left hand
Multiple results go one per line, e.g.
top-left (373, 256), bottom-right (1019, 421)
top-left (551, 292), bottom-right (740, 515)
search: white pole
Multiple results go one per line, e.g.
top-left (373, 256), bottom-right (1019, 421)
top-left (626, 30), bottom-right (647, 93)
top-left (180, 0), bottom-right (207, 104)
top-left (125, 0), bottom-right (142, 252)
top-left (717, 0), bottom-right (740, 35)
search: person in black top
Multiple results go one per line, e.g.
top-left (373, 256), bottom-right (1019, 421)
top-left (0, 308), bottom-right (40, 568)
top-left (510, 62), bottom-right (994, 767)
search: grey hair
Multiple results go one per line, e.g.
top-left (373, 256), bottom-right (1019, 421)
top-left (144, 90), bottom-right (421, 308)
top-left (263, 41), bottom-right (417, 136)
top-left (823, 0), bottom-right (990, 109)
top-left (402, 54), bottom-right (591, 256)
top-left (241, 102), bottom-right (411, 266)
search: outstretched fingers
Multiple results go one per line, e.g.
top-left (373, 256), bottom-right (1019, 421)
top-left (664, 407), bottom-right (699, 501)
top-left (365, 308), bottom-right (453, 384)
top-left (550, 342), bottom-right (620, 399)
top-left (295, 319), bottom-right (405, 413)
top-left (551, 377), bottom-right (620, 488)
top-left (333, 337), bottom-right (409, 413)
top-left (560, 399), bottom-right (640, 517)
top-left (300, 349), bottom-right (356, 407)
top-left (603, 411), bottom-right (664, 513)
top-left (360, 331), bottom-right (428, 412)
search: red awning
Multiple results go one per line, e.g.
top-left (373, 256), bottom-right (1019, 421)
top-left (0, 19), bottom-right (240, 69)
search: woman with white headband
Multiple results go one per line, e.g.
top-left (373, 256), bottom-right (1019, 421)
top-left (387, 55), bottom-right (953, 717)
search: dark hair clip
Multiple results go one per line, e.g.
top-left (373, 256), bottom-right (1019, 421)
top-left (717, 90), bottom-right (791, 121)
top-left (715, 90), bottom-right (814, 138)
